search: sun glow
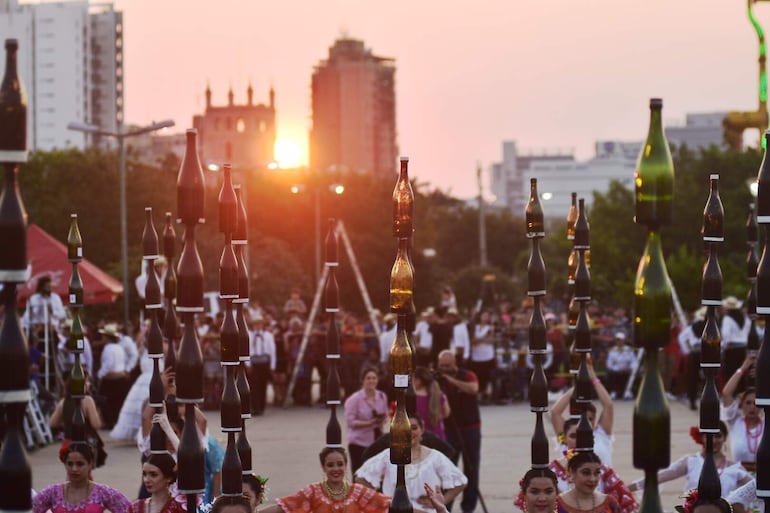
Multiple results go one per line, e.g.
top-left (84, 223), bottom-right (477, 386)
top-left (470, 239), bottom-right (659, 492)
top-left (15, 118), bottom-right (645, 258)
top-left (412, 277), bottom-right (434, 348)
top-left (274, 138), bottom-right (304, 169)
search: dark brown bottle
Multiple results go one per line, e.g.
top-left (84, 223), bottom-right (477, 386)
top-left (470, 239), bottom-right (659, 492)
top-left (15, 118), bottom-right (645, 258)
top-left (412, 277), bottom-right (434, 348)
top-left (574, 303), bottom-right (591, 353)
top-left (390, 239), bottom-right (414, 314)
top-left (755, 322), bottom-right (770, 407)
top-left (527, 238), bottom-right (545, 296)
top-left (0, 403), bottom-right (32, 511)
top-left (756, 130), bottom-right (770, 223)
top-left (529, 354), bottom-right (548, 411)
top-left (67, 213), bottom-right (82, 262)
top-left (575, 410), bottom-right (594, 452)
top-left (0, 285), bottom-right (29, 394)
top-left (757, 226), bottom-right (770, 314)
top-left (233, 186), bottom-right (248, 244)
top-left (176, 129), bottom-right (205, 226)
top-left (700, 306), bottom-right (721, 367)
top-left (236, 303), bottom-right (250, 363)
top-left (221, 367), bottom-right (241, 431)
top-left (145, 259), bottom-right (162, 309)
top-left (701, 175), bottom-right (724, 243)
top-left (526, 178), bottom-right (545, 238)
top-left (748, 243), bottom-right (759, 280)
top-left (220, 305), bottom-right (239, 364)
top-left (177, 406), bottom-right (205, 494)
top-left (326, 406), bottom-right (342, 448)
top-left (633, 348), bottom-right (670, 471)
top-left (701, 248), bottom-right (722, 308)
top-left (392, 157), bottom-right (414, 238)
top-left (698, 451), bottom-right (722, 501)
top-left (236, 247), bottom-right (249, 303)
top-left (149, 359), bottom-right (164, 408)
top-left (142, 207), bottom-right (160, 259)
top-left (236, 364), bottom-right (251, 419)
top-left (218, 164), bottom-right (237, 235)
top-left (70, 396), bottom-right (86, 443)
top-left (531, 412), bottom-right (550, 468)
top-left (700, 376), bottom-right (721, 435)
top-left (146, 313), bottom-right (164, 357)
top-left (574, 250), bottom-right (590, 302)
top-left (237, 426), bottom-right (252, 473)
top-left (747, 203), bottom-right (758, 245)
top-left (219, 240), bottom-right (238, 300)
top-left (755, 390), bottom-right (770, 496)
top-left (325, 267), bottom-right (339, 313)
top-left (566, 192), bottom-right (578, 241)
top-left (528, 299), bottom-right (546, 352)
top-left (326, 218), bottom-right (338, 266)
top-left (574, 199), bottom-right (589, 250)
top-left (0, 40), bottom-right (25, 154)
top-left (175, 318), bottom-right (203, 402)
top-left (389, 392), bottom-right (411, 464)
top-left (176, 228), bottom-right (204, 309)
top-left (163, 303), bottom-right (179, 353)
top-left (389, 465), bottom-right (413, 513)
top-left (326, 313), bottom-right (341, 363)
top-left (163, 212), bottom-right (177, 301)
top-left (221, 434), bottom-right (242, 496)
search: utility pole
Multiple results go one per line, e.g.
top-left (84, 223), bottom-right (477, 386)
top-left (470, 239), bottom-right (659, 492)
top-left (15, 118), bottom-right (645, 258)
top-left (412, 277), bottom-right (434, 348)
top-left (477, 162), bottom-right (488, 267)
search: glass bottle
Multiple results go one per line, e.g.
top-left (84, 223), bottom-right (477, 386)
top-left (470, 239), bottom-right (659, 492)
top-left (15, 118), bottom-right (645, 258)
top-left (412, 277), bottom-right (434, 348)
top-left (389, 395), bottom-right (411, 465)
top-left (221, 434), bottom-right (242, 496)
top-left (529, 354), bottom-right (548, 410)
top-left (531, 412), bottom-right (549, 468)
top-left (700, 306), bottom-right (722, 368)
top-left (392, 157), bottom-right (414, 239)
top-left (702, 175), bottom-right (724, 243)
top-left (757, 130), bottom-right (770, 223)
top-left (176, 228), bottom-right (204, 309)
top-left (757, 324), bottom-right (770, 406)
top-left (757, 226), bottom-right (770, 314)
top-left (234, 186), bottom-right (248, 244)
top-left (633, 232), bottom-right (672, 350)
top-left (163, 212), bottom-right (177, 302)
top-left (237, 426), bottom-right (252, 474)
top-left (574, 199), bottom-right (590, 250)
top-left (219, 241), bottom-right (238, 299)
top-left (176, 129), bottom-right (205, 226)
top-left (701, 249), bottom-right (723, 308)
top-left (69, 263), bottom-right (83, 307)
top-left (526, 178), bottom-right (545, 238)
top-left (67, 213), bottom-right (82, 262)
top-left (218, 164), bottom-right (237, 235)
top-left (574, 250), bottom-right (590, 302)
top-left (389, 465), bottom-right (413, 513)
top-left (175, 319), bottom-right (203, 402)
top-left (145, 259), bottom-right (162, 310)
top-left (177, 406), bottom-right (205, 495)
top-left (528, 299), bottom-right (546, 352)
top-left (633, 346), bottom-right (671, 471)
top-left (68, 312), bottom-right (85, 353)
top-left (390, 239), bottom-right (414, 314)
top-left (142, 208), bottom-right (159, 259)
top-left (0, 285), bottom-right (29, 395)
top-left (146, 310), bottom-right (164, 357)
top-left (634, 98), bottom-right (674, 228)
top-left (575, 303), bottom-right (591, 353)
top-left (527, 238), bottom-right (546, 296)
top-left (221, 368), bottom-right (241, 431)
top-left (326, 218), bottom-right (338, 266)
top-left (220, 306), bottom-right (239, 364)
top-left (0, 39), bottom-right (26, 152)
top-left (0, 403), bottom-right (31, 511)
top-left (390, 315), bottom-right (413, 389)
top-left (747, 203), bottom-right (758, 246)
top-left (566, 192), bottom-right (578, 240)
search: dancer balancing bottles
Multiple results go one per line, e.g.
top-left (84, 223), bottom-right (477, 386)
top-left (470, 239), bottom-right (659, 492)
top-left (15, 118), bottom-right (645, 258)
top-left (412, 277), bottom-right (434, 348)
top-left (324, 218), bottom-right (343, 448)
top-left (390, 156), bottom-right (414, 513)
top-left (66, 214), bottom-right (87, 443)
top-left (218, 164), bottom-right (243, 496)
top-left (0, 38), bottom-right (32, 512)
top-left (233, 185), bottom-right (253, 475)
top-left (142, 208), bottom-right (168, 454)
top-left (697, 174), bottom-right (725, 501)
top-left (175, 129), bottom-right (206, 509)
top-left (526, 178), bottom-right (549, 469)
top-left (632, 98), bottom-right (674, 513)
top-left (754, 130), bottom-right (770, 508)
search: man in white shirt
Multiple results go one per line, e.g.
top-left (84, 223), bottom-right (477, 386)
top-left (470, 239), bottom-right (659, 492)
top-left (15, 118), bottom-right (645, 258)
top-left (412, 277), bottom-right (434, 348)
top-left (446, 308), bottom-right (470, 363)
top-left (413, 307), bottom-right (434, 367)
top-left (247, 315), bottom-right (276, 415)
top-left (378, 313), bottom-right (397, 369)
top-left (605, 332), bottom-right (637, 400)
top-left (23, 275), bottom-right (67, 331)
top-left (119, 329), bottom-right (140, 378)
top-left (97, 323), bottom-right (130, 429)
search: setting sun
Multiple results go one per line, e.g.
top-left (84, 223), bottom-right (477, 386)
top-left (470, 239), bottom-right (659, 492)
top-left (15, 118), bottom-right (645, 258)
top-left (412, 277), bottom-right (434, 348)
top-left (274, 138), bottom-right (304, 169)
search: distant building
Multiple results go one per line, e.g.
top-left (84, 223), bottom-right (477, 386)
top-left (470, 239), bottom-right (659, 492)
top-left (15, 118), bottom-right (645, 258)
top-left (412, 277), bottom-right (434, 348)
top-left (192, 84), bottom-right (276, 172)
top-left (665, 112), bottom-right (727, 151)
top-left (490, 110), bottom-right (728, 217)
top-left (310, 38), bottom-right (398, 176)
top-left (0, 0), bottom-right (123, 151)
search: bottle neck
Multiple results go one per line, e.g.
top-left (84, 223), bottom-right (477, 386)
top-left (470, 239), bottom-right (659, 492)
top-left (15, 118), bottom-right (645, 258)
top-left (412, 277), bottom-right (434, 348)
top-left (649, 108), bottom-right (663, 137)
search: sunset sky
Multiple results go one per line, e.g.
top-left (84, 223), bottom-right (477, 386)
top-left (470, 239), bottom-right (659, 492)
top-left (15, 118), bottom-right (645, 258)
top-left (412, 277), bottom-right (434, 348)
top-left (112, 0), bottom-right (764, 198)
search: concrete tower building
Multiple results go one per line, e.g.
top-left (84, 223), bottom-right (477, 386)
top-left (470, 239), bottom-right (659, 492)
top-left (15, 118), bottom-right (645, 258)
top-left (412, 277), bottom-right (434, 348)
top-left (311, 38), bottom-right (397, 176)
top-left (0, 0), bottom-right (123, 151)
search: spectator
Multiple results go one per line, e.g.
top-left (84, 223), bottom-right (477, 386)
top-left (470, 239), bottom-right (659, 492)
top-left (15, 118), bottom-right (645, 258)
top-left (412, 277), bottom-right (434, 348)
top-left (247, 315), bottom-right (276, 416)
top-left (447, 308), bottom-right (470, 364)
top-left (435, 350), bottom-right (481, 513)
top-left (344, 366), bottom-right (388, 476)
top-left (605, 332), bottom-right (636, 400)
top-left (469, 310), bottom-right (496, 402)
top-left (97, 323), bottom-right (131, 430)
top-left (23, 275), bottom-right (67, 331)
top-left (414, 308), bottom-right (434, 368)
top-left (283, 288), bottom-right (307, 319)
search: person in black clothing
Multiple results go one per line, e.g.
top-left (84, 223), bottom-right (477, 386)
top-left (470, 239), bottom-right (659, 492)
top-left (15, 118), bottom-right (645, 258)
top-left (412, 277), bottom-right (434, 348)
top-left (678, 307), bottom-right (705, 411)
top-left (430, 307), bottom-right (454, 366)
top-left (435, 349), bottom-right (481, 513)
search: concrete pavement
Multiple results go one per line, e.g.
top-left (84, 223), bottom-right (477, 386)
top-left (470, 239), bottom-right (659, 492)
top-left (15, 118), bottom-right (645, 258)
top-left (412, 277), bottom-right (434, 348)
top-left (29, 397), bottom-right (702, 512)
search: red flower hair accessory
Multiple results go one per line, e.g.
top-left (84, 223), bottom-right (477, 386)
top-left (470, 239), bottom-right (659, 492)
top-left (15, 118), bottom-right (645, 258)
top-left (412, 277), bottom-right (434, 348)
top-left (514, 477), bottom-right (527, 512)
top-left (689, 426), bottom-right (703, 446)
top-left (682, 489), bottom-right (699, 513)
top-left (58, 439), bottom-right (73, 463)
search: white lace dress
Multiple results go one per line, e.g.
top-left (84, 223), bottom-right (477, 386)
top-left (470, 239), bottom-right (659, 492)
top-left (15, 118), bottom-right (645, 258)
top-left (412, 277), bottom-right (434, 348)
top-left (110, 352), bottom-right (162, 440)
top-left (355, 446), bottom-right (467, 512)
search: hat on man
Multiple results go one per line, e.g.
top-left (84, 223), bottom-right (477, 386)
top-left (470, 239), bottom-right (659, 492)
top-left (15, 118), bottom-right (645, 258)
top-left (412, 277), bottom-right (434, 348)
top-left (722, 296), bottom-right (743, 310)
top-left (614, 332), bottom-right (627, 340)
top-left (383, 313), bottom-right (397, 324)
top-left (694, 306), bottom-right (707, 321)
top-left (99, 323), bottom-right (121, 339)
top-left (446, 307), bottom-right (460, 318)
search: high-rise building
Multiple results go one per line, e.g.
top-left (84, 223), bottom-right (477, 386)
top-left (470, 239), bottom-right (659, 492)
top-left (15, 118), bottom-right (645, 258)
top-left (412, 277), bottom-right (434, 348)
top-left (310, 38), bottom-right (397, 176)
top-left (0, 0), bottom-right (123, 151)
top-left (192, 84), bottom-right (276, 174)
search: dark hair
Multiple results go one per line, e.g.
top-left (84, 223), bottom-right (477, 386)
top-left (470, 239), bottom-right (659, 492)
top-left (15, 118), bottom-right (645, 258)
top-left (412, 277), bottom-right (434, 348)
top-left (35, 275), bottom-right (52, 293)
top-left (359, 366), bottom-right (379, 383)
top-left (413, 367), bottom-right (433, 385)
top-left (740, 387), bottom-right (756, 406)
top-left (410, 414), bottom-right (425, 429)
top-left (319, 447), bottom-right (348, 466)
top-left (210, 495), bottom-right (252, 513)
top-left (521, 468), bottom-right (558, 492)
top-left (147, 453), bottom-right (177, 483)
top-left (59, 440), bottom-right (95, 464)
top-left (243, 474), bottom-right (265, 496)
top-left (718, 420), bottom-right (729, 438)
top-left (567, 451), bottom-right (602, 472)
top-left (563, 417), bottom-right (580, 434)
top-left (691, 497), bottom-right (733, 513)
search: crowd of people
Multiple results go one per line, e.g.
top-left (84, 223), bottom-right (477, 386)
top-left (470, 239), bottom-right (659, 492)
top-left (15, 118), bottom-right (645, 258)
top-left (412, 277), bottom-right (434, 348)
top-left (9, 274), bottom-right (766, 513)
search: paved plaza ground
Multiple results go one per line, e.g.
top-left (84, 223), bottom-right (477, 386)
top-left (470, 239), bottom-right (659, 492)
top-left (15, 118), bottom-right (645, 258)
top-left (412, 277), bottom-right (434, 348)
top-left (29, 396), bottom-right (702, 512)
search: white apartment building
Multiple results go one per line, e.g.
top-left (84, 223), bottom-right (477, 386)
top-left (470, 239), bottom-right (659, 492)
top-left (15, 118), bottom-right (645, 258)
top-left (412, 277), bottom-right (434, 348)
top-left (491, 112), bottom-right (727, 218)
top-left (0, 0), bottom-right (122, 151)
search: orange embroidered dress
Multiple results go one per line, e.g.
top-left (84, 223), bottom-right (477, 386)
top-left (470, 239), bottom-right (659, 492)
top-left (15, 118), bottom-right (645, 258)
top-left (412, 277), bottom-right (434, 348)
top-left (275, 482), bottom-right (390, 513)
top-left (557, 495), bottom-right (622, 513)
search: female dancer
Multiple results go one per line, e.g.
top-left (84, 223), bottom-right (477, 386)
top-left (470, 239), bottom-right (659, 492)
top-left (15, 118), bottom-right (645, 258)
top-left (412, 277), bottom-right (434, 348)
top-left (557, 452), bottom-right (621, 513)
top-left (129, 453), bottom-right (184, 513)
top-left (721, 354), bottom-right (763, 472)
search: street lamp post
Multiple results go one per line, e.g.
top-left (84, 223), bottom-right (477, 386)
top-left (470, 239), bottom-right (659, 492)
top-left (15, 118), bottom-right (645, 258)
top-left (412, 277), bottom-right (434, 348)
top-left (67, 119), bottom-right (175, 326)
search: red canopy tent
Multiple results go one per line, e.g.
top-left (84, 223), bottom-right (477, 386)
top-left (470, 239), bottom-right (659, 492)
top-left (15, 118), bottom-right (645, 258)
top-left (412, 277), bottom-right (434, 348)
top-left (18, 224), bottom-right (123, 306)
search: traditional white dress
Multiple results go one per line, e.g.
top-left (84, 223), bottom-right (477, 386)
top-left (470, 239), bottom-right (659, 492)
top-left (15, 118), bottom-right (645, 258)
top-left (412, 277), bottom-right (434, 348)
top-left (355, 446), bottom-right (467, 512)
top-left (631, 453), bottom-right (751, 496)
top-left (722, 400), bottom-right (764, 465)
top-left (109, 352), bottom-right (162, 440)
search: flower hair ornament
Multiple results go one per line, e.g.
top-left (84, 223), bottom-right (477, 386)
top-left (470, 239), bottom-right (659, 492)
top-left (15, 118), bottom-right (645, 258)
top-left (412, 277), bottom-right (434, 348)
top-left (565, 448), bottom-right (578, 462)
top-left (689, 426), bottom-right (703, 446)
top-left (675, 489), bottom-right (734, 513)
top-left (557, 432), bottom-right (565, 445)
top-left (256, 474), bottom-right (270, 504)
top-left (514, 477), bottom-right (527, 512)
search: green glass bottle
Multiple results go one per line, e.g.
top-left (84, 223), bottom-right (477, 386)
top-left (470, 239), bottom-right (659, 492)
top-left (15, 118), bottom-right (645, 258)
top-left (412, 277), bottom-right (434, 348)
top-left (634, 98), bottom-right (674, 228)
top-left (633, 345), bottom-right (670, 470)
top-left (633, 232), bottom-right (672, 350)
